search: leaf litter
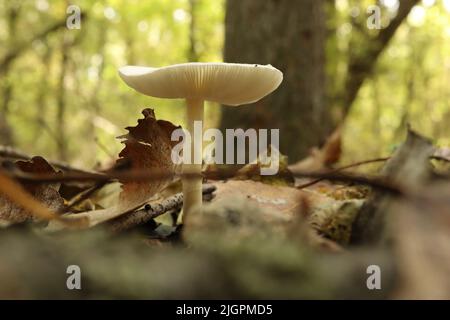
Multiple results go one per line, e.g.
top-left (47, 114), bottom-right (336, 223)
top-left (1, 110), bottom-right (450, 298)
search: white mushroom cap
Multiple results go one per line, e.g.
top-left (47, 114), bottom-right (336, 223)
top-left (118, 62), bottom-right (283, 106)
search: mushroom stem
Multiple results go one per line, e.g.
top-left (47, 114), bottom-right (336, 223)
top-left (183, 98), bottom-right (204, 221)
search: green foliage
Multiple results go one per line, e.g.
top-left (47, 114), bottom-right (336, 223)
top-left (340, 0), bottom-right (450, 163)
top-left (0, 0), bottom-right (449, 168)
top-left (0, 0), bottom-right (224, 167)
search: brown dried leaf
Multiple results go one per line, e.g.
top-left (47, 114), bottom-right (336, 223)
top-left (212, 180), bottom-right (303, 217)
top-left (233, 145), bottom-right (294, 186)
top-left (321, 127), bottom-right (342, 166)
top-left (288, 126), bottom-right (341, 172)
top-left (48, 108), bottom-right (183, 230)
top-left (0, 156), bottom-right (65, 223)
top-left (189, 181), bottom-right (343, 253)
top-left (210, 180), bottom-right (362, 246)
top-left (211, 180), bottom-right (334, 218)
top-left (115, 108), bottom-right (180, 212)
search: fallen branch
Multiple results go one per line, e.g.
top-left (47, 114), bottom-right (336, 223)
top-left (108, 184), bottom-right (216, 233)
top-left (12, 166), bottom-right (404, 195)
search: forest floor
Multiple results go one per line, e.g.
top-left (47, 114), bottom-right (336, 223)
top-left (1, 109), bottom-right (449, 299)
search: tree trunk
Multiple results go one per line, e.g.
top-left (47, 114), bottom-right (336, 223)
top-left (56, 33), bottom-right (70, 161)
top-left (221, 0), bottom-right (332, 161)
top-left (0, 3), bottom-right (20, 146)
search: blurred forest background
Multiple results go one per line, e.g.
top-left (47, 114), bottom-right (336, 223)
top-left (0, 0), bottom-right (449, 169)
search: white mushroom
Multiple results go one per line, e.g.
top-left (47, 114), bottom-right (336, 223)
top-left (118, 62), bottom-right (283, 221)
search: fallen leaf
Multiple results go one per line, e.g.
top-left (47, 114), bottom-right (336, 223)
top-left (233, 145), bottom-right (294, 186)
top-left (50, 108), bottom-right (181, 229)
top-left (288, 126), bottom-right (341, 172)
top-left (0, 156), bottom-right (65, 223)
top-left (211, 180), bottom-right (309, 217)
top-left (309, 200), bottom-right (364, 245)
top-left (115, 108), bottom-right (180, 212)
top-left (208, 179), bottom-right (363, 246)
top-left (321, 127), bottom-right (342, 166)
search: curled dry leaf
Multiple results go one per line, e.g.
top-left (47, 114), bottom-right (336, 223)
top-left (52, 108), bottom-right (181, 229)
top-left (115, 108), bottom-right (180, 212)
top-left (0, 156), bottom-right (65, 224)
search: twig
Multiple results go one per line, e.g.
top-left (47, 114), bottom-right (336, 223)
top-left (14, 169), bottom-right (171, 184)
top-left (296, 157), bottom-right (390, 189)
top-left (65, 181), bottom-right (108, 211)
top-left (0, 145), bottom-right (97, 175)
top-left (108, 184), bottom-right (216, 233)
top-left (291, 170), bottom-right (404, 196)
top-left (65, 159), bottom-right (134, 211)
top-left (11, 167), bottom-right (404, 195)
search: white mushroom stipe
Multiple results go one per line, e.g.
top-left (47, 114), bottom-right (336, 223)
top-left (183, 98), bottom-right (204, 219)
top-left (118, 62), bottom-right (283, 222)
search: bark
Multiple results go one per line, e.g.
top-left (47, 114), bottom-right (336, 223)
top-left (221, 0), bottom-right (332, 161)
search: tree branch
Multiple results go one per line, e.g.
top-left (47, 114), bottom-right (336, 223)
top-left (0, 19), bottom-right (66, 74)
top-left (342, 0), bottom-right (420, 115)
top-left (296, 157), bottom-right (390, 189)
top-left (108, 184), bottom-right (216, 233)
top-left (0, 145), bottom-right (98, 174)
top-left (11, 165), bottom-right (405, 196)
top-left (0, 12), bottom-right (87, 75)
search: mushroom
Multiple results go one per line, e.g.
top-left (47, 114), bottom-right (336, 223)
top-left (118, 62), bottom-right (283, 221)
